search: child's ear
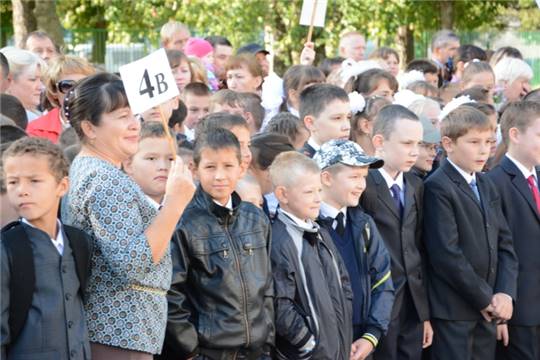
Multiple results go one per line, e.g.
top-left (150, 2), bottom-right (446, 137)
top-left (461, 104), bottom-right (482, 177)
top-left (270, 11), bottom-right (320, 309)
top-left (57, 176), bottom-right (69, 197)
top-left (190, 164), bottom-right (198, 180)
top-left (441, 136), bottom-right (454, 153)
top-left (320, 170), bottom-right (333, 187)
top-left (274, 185), bottom-right (287, 204)
top-left (304, 115), bottom-right (315, 132)
top-left (239, 161), bottom-right (247, 178)
top-left (359, 118), bottom-right (372, 135)
top-left (372, 133), bottom-right (384, 151)
top-left (508, 127), bottom-right (520, 144)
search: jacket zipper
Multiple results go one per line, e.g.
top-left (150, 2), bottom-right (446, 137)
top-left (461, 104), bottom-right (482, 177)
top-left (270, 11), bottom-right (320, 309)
top-left (224, 218), bottom-right (251, 346)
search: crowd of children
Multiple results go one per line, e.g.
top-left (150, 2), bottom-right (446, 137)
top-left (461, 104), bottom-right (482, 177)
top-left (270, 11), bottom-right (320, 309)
top-left (1, 23), bottom-right (539, 360)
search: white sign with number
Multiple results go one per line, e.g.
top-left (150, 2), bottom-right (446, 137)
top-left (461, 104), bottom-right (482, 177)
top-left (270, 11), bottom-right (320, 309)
top-left (119, 48), bottom-right (179, 115)
top-left (299, 0), bottom-right (328, 28)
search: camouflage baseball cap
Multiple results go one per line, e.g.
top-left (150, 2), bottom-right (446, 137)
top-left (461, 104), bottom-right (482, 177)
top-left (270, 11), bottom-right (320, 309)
top-left (313, 139), bottom-right (384, 170)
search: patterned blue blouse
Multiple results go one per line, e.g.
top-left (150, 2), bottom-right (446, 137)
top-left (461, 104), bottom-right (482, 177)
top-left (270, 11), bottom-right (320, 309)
top-left (62, 156), bottom-right (172, 354)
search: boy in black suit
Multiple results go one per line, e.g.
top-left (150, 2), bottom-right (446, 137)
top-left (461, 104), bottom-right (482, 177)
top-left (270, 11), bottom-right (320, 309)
top-left (488, 101), bottom-right (540, 360)
top-left (298, 84), bottom-right (351, 158)
top-left (423, 106), bottom-right (518, 360)
top-left (360, 105), bottom-right (433, 360)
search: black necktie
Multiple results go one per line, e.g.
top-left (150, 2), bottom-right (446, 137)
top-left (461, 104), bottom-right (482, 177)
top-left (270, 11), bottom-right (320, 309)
top-left (334, 212), bottom-right (345, 237)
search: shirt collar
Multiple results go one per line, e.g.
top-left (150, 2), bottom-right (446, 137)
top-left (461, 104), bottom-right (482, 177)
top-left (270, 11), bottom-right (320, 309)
top-left (287, 104), bottom-right (299, 117)
top-left (320, 202), bottom-right (347, 222)
top-left (279, 208), bottom-right (316, 231)
top-left (307, 137), bottom-right (321, 152)
top-left (505, 154), bottom-right (538, 182)
top-left (447, 157), bottom-right (477, 184)
top-left (21, 218), bottom-right (64, 247)
top-left (378, 167), bottom-right (405, 190)
top-left (213, 196), bottom-right (233, 210)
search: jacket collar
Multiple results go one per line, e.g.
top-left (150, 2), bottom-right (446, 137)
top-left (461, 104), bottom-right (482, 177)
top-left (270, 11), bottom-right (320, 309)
top-left (191, 185), bottom-right (242, 222)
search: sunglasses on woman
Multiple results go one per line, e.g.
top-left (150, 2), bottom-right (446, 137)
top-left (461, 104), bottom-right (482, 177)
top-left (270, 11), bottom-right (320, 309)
top-left (56, 79), bottom-right (77, 94)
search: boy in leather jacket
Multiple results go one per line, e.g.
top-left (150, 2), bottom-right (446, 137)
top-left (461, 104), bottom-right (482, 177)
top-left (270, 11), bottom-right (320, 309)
top-left (160, 128), bottom-right (274, 360)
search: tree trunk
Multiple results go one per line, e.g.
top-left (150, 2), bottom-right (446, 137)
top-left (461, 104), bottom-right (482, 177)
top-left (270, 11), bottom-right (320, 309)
top-left (396, 24), bottom-right (415, 69)
top-left (440, 1), bottom-right (454, 30)
top-left (11, 0), bottom-right (36, 48)
top-left (91, 19), bottom-right (107, 65)
top-left (34, 0), bottom-right (64, 49)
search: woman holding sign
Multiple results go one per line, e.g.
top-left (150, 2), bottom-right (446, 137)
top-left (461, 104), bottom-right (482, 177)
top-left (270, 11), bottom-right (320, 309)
top-left (62, 72), bottom-right (195, 359)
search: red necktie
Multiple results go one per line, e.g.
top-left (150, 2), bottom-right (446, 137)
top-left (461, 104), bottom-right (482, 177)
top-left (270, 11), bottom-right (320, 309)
top-left (527, 175), bottom-right (540, 214)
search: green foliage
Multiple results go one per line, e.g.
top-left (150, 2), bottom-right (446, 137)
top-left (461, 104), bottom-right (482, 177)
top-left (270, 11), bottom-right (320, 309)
top-left (16, 0), bottom-right (538, 71)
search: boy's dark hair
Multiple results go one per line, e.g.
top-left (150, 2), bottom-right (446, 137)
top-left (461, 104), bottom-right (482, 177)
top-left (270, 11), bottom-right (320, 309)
top-left (0, 94), bottom-right (28, 129)
top-left (250, 132), bottom-right (295, 170)
top-left (139, 121), bottom-right (177, 147)
top-left (457, 45), bottom-right (487, 63)
top-left (205, 35), bottom-right (232, 48)
top-left (455, 86), bottom-right (491, 104)
top-left (499, 101), bottom-right (540, 146)
top-left (2, 137), bottom-right (68, 181)
top-left (184, 82), bottom-right (211, 97)
top-left (345, 68), bottom-right (398, 95)
top-left (265, 112), bottom-right (307, 145)
top-left (299, 83), bottom-right (349, 122)
top-left (169, 100), bottom-right (187, 128)
top-left (65, 72), bottom-right (129, 141)
top-left (237, 92), bottom-right (265, 131)
top-left (193, 127), bottom-right (241, 166)
top-left (373, 104), bottom-right (419, 139)
top-left (58, 127), bottom-right (79, 150)
top-left (407, 81), bottom-right (439, 98)
top-left (0, 125), bottom-right (27, 152)
top-left (196, 112), bottom-right (248, 137)
top-left (462, 102), bottom-right (496, 118)
top-left (441, 106), bottom-right (492, 141)
top-left (318, 57), bottom-right (344, 77)
top-left (406, 59), bottom-right (438, 75)
top-left (211, 89), bottom-right (240, 111)
top-left (0, 52), bottom-right (9, 78)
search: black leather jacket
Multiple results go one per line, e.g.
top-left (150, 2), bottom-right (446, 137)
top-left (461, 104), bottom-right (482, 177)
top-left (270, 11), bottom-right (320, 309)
top-left (159, 187), bottom-right (275, 359)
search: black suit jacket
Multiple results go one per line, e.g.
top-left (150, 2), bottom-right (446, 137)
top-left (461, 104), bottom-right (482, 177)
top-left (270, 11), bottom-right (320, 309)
top-left (423, 159), bottom-right (518, 320)
top-left (488, 156), bottom-right (540, 326)
top-left (359, 170), bottom-right (430, 321)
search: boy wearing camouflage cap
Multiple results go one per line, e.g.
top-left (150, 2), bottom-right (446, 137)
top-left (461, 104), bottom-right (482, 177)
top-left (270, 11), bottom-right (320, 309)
top-left (314, 139), bottom-right (395, 360)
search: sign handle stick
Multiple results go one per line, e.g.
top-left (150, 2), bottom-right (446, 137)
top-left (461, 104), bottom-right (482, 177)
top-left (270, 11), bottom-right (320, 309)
top-left (158, 104), bottom-right (177, 161)
top-left (307, 0), bottom-right (317, 43)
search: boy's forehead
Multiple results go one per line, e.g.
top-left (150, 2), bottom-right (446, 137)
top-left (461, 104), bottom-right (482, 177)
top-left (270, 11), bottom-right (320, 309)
top-left (459, 127), bottom-right (494, 139)
top-left (4, 154), bottom-right (53, 175)
top-left (199, 146), bottom-right (240, 160)
top-left (137, 136), bottom-right (174, 152)
top-left (318, 99), bottom-right (351, 116)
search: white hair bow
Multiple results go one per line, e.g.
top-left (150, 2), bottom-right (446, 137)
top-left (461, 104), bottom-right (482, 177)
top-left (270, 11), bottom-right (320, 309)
top-left (340, 59), bottom-right (382, 84)
top-left (393, 89), bottom-right (426, 108)
top-left (397, 70), bottom-right (426, 90)
top-left (348, 91), bottom-right (366, 114)
top-left (439, 95), bottom-right (476, 121)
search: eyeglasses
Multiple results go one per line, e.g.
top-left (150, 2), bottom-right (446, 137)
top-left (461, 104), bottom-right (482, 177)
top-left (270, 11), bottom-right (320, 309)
top-left (56, 79), bottom-right (77, 94)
